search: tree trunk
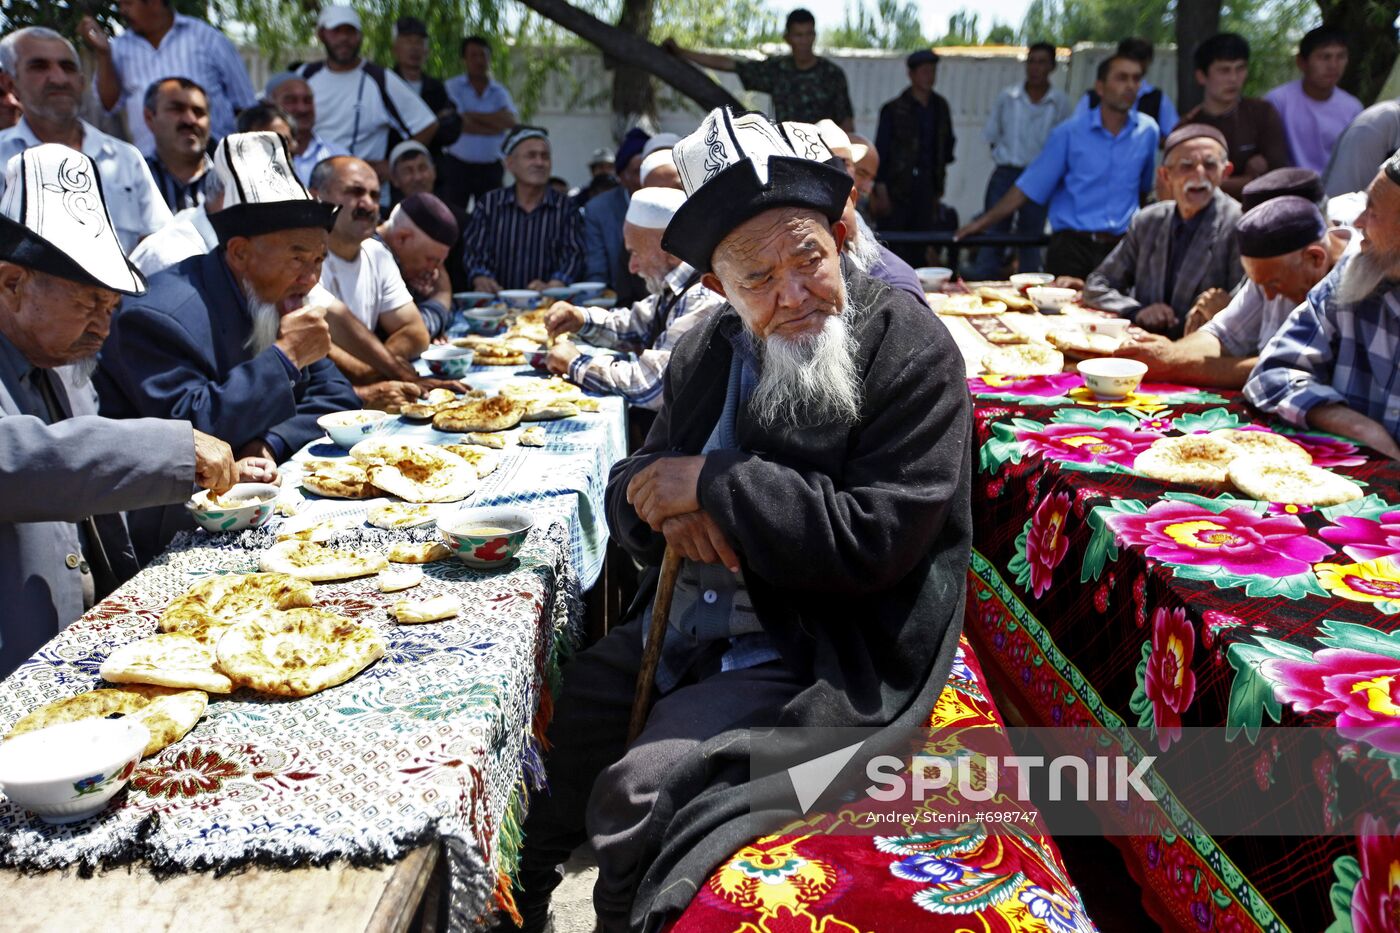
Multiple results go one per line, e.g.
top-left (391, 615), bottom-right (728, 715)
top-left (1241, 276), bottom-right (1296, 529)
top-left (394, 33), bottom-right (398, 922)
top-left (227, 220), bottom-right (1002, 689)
top-left (513, 0), bottom-right (741, 117)
top-left (1315, 0), bottom-right (1399, 104)
top-left (1174, 0), bottom-right (1220, 114)
top-left (609, 0), bottom-right (656, 137)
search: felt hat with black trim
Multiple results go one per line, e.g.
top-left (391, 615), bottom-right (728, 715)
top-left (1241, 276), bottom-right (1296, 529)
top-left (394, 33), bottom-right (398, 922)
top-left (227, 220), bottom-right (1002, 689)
top-left (0, 143), bottom-right (145, 296)
top-left (663, 108), bottom-right (853, 273)
top-left (209, 132), bottom-right (338, 246)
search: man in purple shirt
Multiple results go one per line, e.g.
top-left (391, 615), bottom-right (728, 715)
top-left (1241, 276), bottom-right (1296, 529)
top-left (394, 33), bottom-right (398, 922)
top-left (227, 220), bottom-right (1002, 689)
top-left (1265, 27), bottom-right (1362, 175)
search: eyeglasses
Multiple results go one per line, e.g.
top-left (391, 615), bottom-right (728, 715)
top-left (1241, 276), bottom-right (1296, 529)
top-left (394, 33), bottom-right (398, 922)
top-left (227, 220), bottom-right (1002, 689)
top-left (1166, 158), bottom-right (1225, 174)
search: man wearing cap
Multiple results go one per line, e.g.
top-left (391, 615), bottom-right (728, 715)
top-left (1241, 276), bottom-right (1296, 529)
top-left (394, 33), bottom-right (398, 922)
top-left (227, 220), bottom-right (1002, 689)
top-left (387, 139), bottom-right (437, 205)
top-left (957, 53), bottom-right (1159, 279)
top-left (463, 126), bottom-right (582, 293)
top-left (511, 108), bottom-right (972, 933)
top-left (0, 28), bottom-right (172, 254)
top-left (442, 36), bottom-right (517, 211)
top-left (576, 148), bottom-right (620, 208)
top-left (376, 193), bottom-right (460, 342)
top-left (1082, 124), bottom-right (1241, 336)
top-left (265, 73), bottom-right (348, 188)
top-left (1118, 195), bottom-right (1352, 388)
top-left (77, 0), bottom-right (255, 156)
top-left (875, 49), bottom-right (957, 266)
top-left (0, 143), bottom-right (238, 676)
top-left (638, 148), bottom-right (681, 190)
top-left (296, 6), bottom-right (437, 183)
top-left (143, 77), bottom-right (213, 213)
top-left (1245, 156), bottom-right (1400, 459)
top-left (542, 187), bottom-right (726, 410)
top-left (96, 132), bottom-right (360, 556)
top-left (583, 127), bottom-right (652, 305)
top-left (388, 16), bottom-right (459, 169)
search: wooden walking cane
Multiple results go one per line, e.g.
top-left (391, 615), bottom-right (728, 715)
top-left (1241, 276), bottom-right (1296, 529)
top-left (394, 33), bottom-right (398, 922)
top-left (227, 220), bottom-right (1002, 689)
top-left (627, 547), bottom-right (684, 743)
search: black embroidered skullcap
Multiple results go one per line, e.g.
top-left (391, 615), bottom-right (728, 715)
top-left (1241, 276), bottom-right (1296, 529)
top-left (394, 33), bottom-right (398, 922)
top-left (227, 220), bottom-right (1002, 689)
top-left (399, 193), bottom-right (460, 246)
top-left (1236, 196), bottom-right (1327, 259)
top-left (1241, 167), bottom-right (1324, 211)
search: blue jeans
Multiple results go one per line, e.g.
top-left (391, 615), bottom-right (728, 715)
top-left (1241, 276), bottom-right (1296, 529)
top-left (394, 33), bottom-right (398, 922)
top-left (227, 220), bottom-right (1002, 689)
top-left (969, 165), bottom-right (1049, 278)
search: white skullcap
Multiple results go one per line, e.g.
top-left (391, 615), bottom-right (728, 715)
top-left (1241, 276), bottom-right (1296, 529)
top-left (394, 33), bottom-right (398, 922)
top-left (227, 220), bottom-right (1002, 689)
top-left (641, 133), bottom-right (681, 159)
top-left (624, 187), bottom-right (686, 229)
top-left (639, 149), bottom-right (675, 186)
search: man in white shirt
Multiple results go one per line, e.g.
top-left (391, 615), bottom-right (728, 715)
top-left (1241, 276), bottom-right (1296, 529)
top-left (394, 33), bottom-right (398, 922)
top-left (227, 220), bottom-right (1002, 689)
top-left (0, 27), bottom-right (171, 252)
top-left (296, 6), bottom-right (437, 184)
top-left (441, 35), bottom-right (517, 210)
top-left (971, 41), bottom-right (1070, 278)
top-left (264, 73), bottom-right (347, 187)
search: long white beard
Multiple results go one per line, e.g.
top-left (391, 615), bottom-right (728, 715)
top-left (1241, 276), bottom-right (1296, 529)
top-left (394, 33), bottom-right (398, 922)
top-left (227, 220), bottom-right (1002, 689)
top-left (642, 271), bottom-right (668, 295)
top-left (1337, 249), bottom-right (1400, 306)
top-left (749, 278), bottom-right (864, 429)
top-left (844, 211), bottom-right (883, 274)
top-left (241, 277), bottom-right (281, 356)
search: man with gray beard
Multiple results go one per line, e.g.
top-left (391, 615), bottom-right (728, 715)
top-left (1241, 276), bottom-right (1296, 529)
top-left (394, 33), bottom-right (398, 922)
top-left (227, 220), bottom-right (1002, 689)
top-left (1246, 150), bottom-right (1400, 459)
top-left (504, 109), bottom-right (972, 933)
top-left (96, 132), bottom-right (359, 560)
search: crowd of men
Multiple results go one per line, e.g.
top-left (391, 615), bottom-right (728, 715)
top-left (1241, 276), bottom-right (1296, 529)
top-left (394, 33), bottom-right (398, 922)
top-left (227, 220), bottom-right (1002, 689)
top-left (0, 6), bottom-right (1399, 932)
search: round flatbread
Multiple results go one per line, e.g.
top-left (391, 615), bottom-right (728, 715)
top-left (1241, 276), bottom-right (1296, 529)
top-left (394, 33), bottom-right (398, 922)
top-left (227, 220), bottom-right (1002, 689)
top-left (366, 502), bottom-right (436, 529)
top-left (1210, 429), bottom-right (1312, 464)
top-left (431, 396), bottom-right (527, 433)
top-left (160, 572), bottom-right (315, 643)
top-left (441, 444), bottom-right (501, 479)
top-left (1227, 454), bottom-right (1362, 506)
top-left (500, 377), bottom-right (584, 403)
top-left (100, 633), bottom-right (234, 694)
top-left (352, 441), bottom-right (477, 503)
top-left (981, 343), bottom-right (1064, 377)
top-left (7, 685), bottom-right (208, 757)
top-left (301, 459), bottom-right (374, 499)
top-left (1134, 434), bottom-right (1235, 485)
top-left (259, 539), bottom-right (389, 582)
top-left (215, 608), bottom-right (385, 698)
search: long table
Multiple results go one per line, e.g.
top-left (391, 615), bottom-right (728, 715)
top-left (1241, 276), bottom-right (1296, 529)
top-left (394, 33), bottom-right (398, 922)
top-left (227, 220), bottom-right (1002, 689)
top-left (948, 308), bottom-right (1400, 931)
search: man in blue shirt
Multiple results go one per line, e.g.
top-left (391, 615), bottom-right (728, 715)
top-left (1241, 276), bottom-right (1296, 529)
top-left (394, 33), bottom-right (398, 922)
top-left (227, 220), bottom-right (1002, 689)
top-left (956, 53), bottom-right (1160, 279)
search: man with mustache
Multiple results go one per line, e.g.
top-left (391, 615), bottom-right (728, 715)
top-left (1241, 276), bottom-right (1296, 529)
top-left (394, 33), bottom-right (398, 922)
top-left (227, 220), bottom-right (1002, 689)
top-left (1083, 124), bottom-right (1242, 336)
top-left (95, 132), bottom-right (360, 558)
top-left (143, 76), bottom-right (212, 213)
top-left (507, 108), bottom-right (972, 933)
top-left (1246, 152), bottom-right (1400, 459)
top-left (0, 143), bottom-right (237, 677)
top-left (0, 27), bottom-right (170, 252)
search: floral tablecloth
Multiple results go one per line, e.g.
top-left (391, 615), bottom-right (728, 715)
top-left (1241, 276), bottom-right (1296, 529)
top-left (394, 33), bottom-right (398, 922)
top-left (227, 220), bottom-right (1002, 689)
top-left (966, 372), bottom-right (1400, 932)
top-left (0, 520), bottom-right (582, 930)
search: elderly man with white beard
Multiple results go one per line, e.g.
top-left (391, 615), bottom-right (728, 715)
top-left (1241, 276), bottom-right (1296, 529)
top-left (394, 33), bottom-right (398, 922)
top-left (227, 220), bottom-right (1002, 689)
top-left (1083, 124), bottom-right (1243, 337)
top-left (1246, 152), bottom-right (1400, 460)
top-left (503, 109), bottom-right (973, 933)
top-left (96, 132), bottom-right (360, 560)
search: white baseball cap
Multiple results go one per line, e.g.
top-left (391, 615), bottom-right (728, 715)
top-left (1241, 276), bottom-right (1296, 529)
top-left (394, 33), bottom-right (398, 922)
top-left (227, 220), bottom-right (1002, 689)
top-left (317, 5), bottom-right (362, 31)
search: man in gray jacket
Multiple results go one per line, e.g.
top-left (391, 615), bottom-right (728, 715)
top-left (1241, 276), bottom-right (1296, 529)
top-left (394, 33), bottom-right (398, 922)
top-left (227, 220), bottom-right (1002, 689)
top-left (1083, 124), bottom-right (1243, 337)
top-left (0, 143), bottom-right (236, 677)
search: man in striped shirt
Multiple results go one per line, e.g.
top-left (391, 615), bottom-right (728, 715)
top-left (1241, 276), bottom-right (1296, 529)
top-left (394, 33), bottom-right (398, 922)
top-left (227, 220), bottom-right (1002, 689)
top-left (78, 0), bottom-right (256, 155)
top-left (143, 76), bottom-right (212, 212)
top-left (543, 188), bottom-right (726, 410)
top-left (462, 126), bottom-right (583, 292)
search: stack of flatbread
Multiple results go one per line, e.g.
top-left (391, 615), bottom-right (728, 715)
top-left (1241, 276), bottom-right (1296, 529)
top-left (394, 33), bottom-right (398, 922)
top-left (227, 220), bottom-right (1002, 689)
top-left (160, 572), bottom-right (314, 643)
top-left (400, 387), bottom-right (473, 421)
top-left (1134, 429), bottom-right (1362, 505)
top-left (301, 459), bottom-right (375, 500)
top-left (981, 343), bottom-right (1064, 377)
top-left (7, 685), bottom-right (208, 757)
top-left (453, 335), bottom-right (530, 366)
top-left (976, 285), bottom-right (1036, 313)
top-left (432, 396), bottom-right (526, 433)
top-left (349, 440), bottom-right (477, 503)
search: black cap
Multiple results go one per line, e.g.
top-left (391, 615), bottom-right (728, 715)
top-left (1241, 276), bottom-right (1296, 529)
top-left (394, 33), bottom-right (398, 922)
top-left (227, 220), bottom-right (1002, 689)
top-left (1241, 167), bottom-right (1324, 211)
top-left (906, 49), bottom-right (938, 69)
top-left (1236, 196), bottom-right (1327, 259)
top-left (1162, 123), bottom-right (1228, 158)
top-left (395, 16), bottom-right (428, 38)
top-left (399, 193), bottom-right (461, 247)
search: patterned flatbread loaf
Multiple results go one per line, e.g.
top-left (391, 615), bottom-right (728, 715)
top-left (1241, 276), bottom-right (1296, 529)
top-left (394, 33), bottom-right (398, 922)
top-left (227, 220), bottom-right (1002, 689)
top-left (215, 608), bottom-right (385, 698)
top-left (441, 444), bottom-right (501, 479)
top-left (366, 502), bottom-right (435, 529)
top-left (259, 539), bottom-right (389, 582)
top-left (981, 343), bottom-right (1064, 377)
top-left (7, 685), bottom-right (208, 757)
top-left (351, 441), bottom-right (477, 503)
top-left (1134, 434), bottom-right (1236, 485)
top-left (100, 633), bottom-right (234, 694)
top-left (431, 396), bottom-right (526, 433)
top-left (393, 595), bottom-right (461, 624)
top-left (160, 572), bottom-right (315, 643)
top-left (500, 377), bottom-right (583, 403)
top-left (1227, 455), bottom-right (1362, 506)
top-left (387, 541), bottom-right (452, 563)
top-left (1210, 429), bottom-right (1312, 464)
top-left (471, 343), bottom-right (527, 366)
top-left (300, 459), bottom-right (375, 499)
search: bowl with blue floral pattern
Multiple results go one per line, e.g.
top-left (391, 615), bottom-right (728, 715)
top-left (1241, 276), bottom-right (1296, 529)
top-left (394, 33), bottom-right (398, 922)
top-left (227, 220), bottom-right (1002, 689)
top-left (185, 482), bottom-right (280, 533)
top-left (0, 718), bottom-right (149, 823)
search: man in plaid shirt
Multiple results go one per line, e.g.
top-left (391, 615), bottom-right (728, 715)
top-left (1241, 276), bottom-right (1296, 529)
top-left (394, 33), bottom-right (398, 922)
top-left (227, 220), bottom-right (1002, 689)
top-left (1245, 153), bottom-right (1400, 459)
top-left (543, 188), bottom-right (726, 410)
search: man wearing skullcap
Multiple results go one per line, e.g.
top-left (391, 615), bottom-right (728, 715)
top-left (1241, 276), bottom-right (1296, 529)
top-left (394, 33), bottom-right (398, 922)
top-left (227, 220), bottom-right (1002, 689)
top-left (462, 126), bottom-right (583, 292)
top-left (638, 148), bottom-right (680, 189)
top-left (1119, 195), bottom-right (1351, 387)
top-left (510, 108), bottom-right (974, 933)
top-left (1245, 154), bottom-right (1400, 458)
top-left (1241, 166), bottom-right (1325, 211)
top-left (583, 127), bottom-right (651, 305)
top-left (96, 132), bottom-right (360, 559)
top-left (542, 187), bottom-right (727, 410)
top-left (1083, 124), bottom-right (1241, 336)
top-left (375, 192), bottom-right (461, 342)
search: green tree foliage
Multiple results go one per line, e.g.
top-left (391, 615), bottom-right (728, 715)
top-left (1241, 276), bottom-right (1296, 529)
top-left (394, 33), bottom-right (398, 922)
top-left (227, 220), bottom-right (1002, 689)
top-left (824, 0), bottom-right (926, 50)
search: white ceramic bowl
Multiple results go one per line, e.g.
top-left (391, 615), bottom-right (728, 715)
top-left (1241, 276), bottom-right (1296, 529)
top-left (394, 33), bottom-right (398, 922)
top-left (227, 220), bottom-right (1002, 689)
top-left (186, 482), bottom-right (280, 532)
top-left (439, 506), bottom-right (535, 569)
top-left (498, 289), bottom-right (541, 310)
top-left (0, 719), bottom-right (149, 823)
top-left (1077, 358), bottom-right (1148, 400)
top-left (570, 281), bottom-right (607, 301)
top-left (317, 409), bottom-right (392, 449)
top-left (1010, 272), bottom-right (1055, 290)
top-left (1028, 286), bottom-right (1078, 313)
top-left (1082, 317), bottom-right (1131, 338)
top-left (462, 307), bottom-right (509, 335)
top-left (421, 345), bottom-right (475, 379)
top-left (581, 295), bottom-right (617, 309)
top-left (915, 266), bottom-right (954, 291)
top-left (452, 291), bottom-right (496, 310)
top-left (540, 286), bottom-right (576, 301)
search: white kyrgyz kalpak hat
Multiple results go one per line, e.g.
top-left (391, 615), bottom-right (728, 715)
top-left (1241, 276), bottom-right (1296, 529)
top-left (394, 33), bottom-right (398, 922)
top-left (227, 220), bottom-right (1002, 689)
top-left (209, 131), bottom-right (338, 246)
top-left (0, 143), bottom-right (145, 295)
top-left (663, 109), bottom-right (851, 273)
top-left (639, 149), bottom-right (675, 186)
top-left (624, 187), bottom-right (686, 229)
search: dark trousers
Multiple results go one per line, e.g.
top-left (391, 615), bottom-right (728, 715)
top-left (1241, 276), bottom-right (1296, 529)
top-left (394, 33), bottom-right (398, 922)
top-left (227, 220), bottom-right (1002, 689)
top-left (511, 616), bottom-right (805, 932)
top-left (1044, 230), bottom-right (1121, 280)
top-left (441, 154), bottom-right (504, 212)
top-left (969, 165), bottom-right (1049, 278)
top-left (881, 177), bottom-right (957, 267)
